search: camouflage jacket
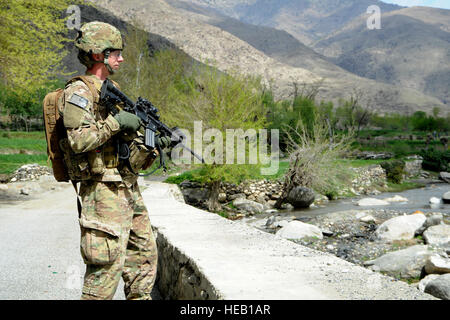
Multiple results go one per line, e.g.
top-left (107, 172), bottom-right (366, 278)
top-left (63, 72), bottom-right (138, 185)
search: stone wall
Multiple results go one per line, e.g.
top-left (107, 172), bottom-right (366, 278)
top-left (154, 228), bottom-right (223, 300)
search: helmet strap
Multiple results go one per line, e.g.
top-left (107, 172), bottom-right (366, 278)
top-left (103, 50), bottom-right (115, 75)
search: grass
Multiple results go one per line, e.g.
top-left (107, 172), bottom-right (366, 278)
top-left (0, 130), bottom-right (47, 152)
top-left (0, 153), bottom-right (48, 174)
top-left (0, 130), bottom-right (48, 174)
top-left (164, 160), bottom-right (290, 185)
top-left (382, 181), bottom-right (426, 193)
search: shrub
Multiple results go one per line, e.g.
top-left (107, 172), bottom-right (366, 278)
top-left (380, 159), bottom-right (406, 184)
top-left (419, 148), bottom-right (450, 172)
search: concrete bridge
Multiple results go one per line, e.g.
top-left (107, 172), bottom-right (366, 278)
top-left (0, 178), bottom-right (436, 300)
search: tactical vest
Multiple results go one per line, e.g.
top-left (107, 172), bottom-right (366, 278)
top-left (60, 75), bottom-right (121, 181)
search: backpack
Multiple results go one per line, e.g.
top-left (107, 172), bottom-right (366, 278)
top-left (43, 87), bottom-right (69, 182)
top-left (43, 76), bottom-right (98, 182)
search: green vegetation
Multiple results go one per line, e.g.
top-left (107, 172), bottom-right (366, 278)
top-left (380, 160), bottom-right (406, 184)
top-left (419, 148), bottom-right (450, 172)
top-left (0, 130), bottom-right (48, 174)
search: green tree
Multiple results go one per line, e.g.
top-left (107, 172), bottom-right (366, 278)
top-left (117, 25), bottom-right (269, 212)
top-left (0, 0), bottom-right (85, 101)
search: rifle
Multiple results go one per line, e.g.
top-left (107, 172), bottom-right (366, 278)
top-left (100, 79), bottom-right (204, 175)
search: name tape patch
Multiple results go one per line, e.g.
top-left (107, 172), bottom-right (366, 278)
top-left (68, 93), bottom-right (89, 109)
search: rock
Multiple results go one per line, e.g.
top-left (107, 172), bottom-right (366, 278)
top-left (218, 192), bottom-right (227, 203)
top-left (286, 186), bottom-right (315, 208)
top-left (321, 229), bottom-right (334, 237)
top-left (0, 184), bottom-right (8, 191)
top-left (228, 193), bottom-right (246, 201)
top-left (416, 213), bottom-right (444, 235)
top-left (375, 213), bottom-right (426, 241)
top-left (404, 160), bottom-right (423, 177)
top-left (275, 220), bottom-right (323, 240)
top-left (356, 151), bottom-right (394, 160)
top-left (360, 215), bottom-right (377, 224)
top-left (383, 195), bottom-right (408, 203)
top-left (20, 187), bottom-right (30, 195)
top-left (423, 224), bottom-right (450, 246)
top-left (232, 198), bottom-right (265, 214)
top-left (418, 274), bottom-right (440, 292)
top-left (364, 245), bottom-right (433, 279)
top-left (424, 273), bottom-right (450, 300)
top-left (180, 187), bottom-right (210, 207)
top-left (443, 191), bottom-right (450, 204)
top-left (429, 197), bottom-right (441, 205)
top-left (357, 198), bottom-right (389, 206)
top-left (438, 172), bottom-right (450, 183)
top-left (425, 254), bottom-right (450, 274)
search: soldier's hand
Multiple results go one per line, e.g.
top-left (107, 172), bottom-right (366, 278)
top-left (114, 110), bottom-right (141, 132)
top-left (157, 135), bottom-right (172, 149)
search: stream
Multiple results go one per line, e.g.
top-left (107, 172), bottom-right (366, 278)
top-left (249, 180), bottom-right (450, 223)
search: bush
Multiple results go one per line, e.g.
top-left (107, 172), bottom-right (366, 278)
top-left (380, 159), bottom-right (405, 184)
top-left (419, 148), bottom-right (450, 172)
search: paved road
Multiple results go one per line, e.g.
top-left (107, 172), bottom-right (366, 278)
top-left (0, 180), bottom-right (129, 300)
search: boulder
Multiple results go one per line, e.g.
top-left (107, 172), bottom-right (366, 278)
top-left (363, 245), bottom-right (433, 278)
top-left (286, 186), bottom-right (315, 208)
top-left (357, 198), bottom-right (389, 206)
top-left (418, 274), bottom-right (440, 292)
top-left (425, 254), bottom-right (450, 274)
top-left (416, 213), bottom-right (444, 235)
top-left (375, 213), bottom-right (426, 241)
top-left (423, 224), bottom-right (450, 246)
top-left (429, 197), bottom-right (441, 205)
top-left (232, 198), bottom-right (265, 214)
top-left (438, 172), bottom-right (450, 183)
top-left (275, 220), bottom-right (323, 240)
top-left (424, 274), bottom-right (450, 300)
top-left (443, 191), bottom-right (450, 204)
top-left (180, 187), bottom-right (210, 207)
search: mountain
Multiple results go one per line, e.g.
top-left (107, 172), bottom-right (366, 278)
top-left (88, 0), bottom-right (447, 114)
top-left (313, 8), bottom-right (450, 105)
top-left (183, 0), bottom-right (403, 45)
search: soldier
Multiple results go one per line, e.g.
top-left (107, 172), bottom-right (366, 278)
top-left (62, 21), bottom-right (158, 300)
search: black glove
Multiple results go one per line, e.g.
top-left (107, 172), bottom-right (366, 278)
top-left (114, 110), bottom-right (141, 132)
top-left (157, 135), bottom-right (173, 149)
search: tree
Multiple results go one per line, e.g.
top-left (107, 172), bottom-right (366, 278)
top-left (0, 0), bottom-right (86, 101)
top-left (116, 25), bottom-right (269, 212)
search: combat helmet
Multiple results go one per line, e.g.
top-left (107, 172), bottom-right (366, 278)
top-left (75, 21), bottom-right (123, 72)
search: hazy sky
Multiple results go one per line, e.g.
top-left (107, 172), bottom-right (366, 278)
top-left (382, 0), bottom-right (450, 9)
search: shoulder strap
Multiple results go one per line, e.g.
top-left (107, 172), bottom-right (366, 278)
top-left (66, 75), bottom-right (100, 103)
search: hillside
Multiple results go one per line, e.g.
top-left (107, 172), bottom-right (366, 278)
top-left (87, 0), bottom-right (446, 114)
top-left (183, 0), bottom-right (403, 45)
top-left (313, 9), bottom-right (450, 105)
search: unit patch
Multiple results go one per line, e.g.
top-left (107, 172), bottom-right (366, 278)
top-left (68, 93), bottom-right (89, 109)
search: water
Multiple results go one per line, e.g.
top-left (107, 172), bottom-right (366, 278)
top-left (272, 182), bottom-right (450, 219)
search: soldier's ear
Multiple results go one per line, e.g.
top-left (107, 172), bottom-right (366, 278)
top-left (92, 53), bottom-right (104, 62)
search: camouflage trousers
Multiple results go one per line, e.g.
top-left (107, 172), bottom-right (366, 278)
top-left (78, 180), bottom-right (157, 300)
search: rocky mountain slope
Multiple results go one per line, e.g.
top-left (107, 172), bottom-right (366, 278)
top-left (183, 0), bottom-right (403, 45)
top-left (88, 0), bottom-right (446, 114)
top-left (313, 7), bottom-right (450, 106)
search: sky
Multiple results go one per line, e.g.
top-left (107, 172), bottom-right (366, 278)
top-left (381, 0), bottom-right (450, 10)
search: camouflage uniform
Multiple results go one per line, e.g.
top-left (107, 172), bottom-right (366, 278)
top-left (63, 22), bottom-right (158, 300)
